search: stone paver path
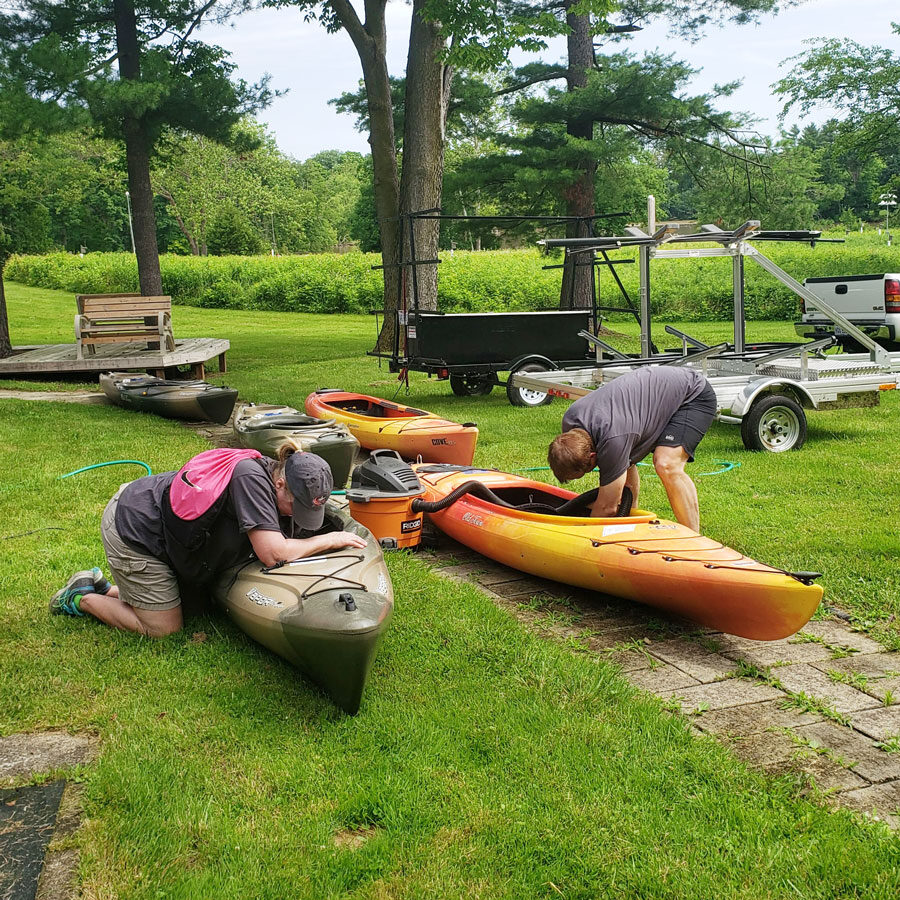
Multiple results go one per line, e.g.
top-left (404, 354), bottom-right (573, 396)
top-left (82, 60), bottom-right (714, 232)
top-left (0, 732), bottom-right (98, 900)
top-left (421, 536), bottom-right (900, 828)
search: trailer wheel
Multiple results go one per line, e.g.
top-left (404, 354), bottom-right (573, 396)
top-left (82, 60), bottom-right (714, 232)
top-left (507, 362), bottom-right (553, 407)
top-left (449, 375), bottom-right (493, 396)
top-left (741, 394), bottom-right (807, 452)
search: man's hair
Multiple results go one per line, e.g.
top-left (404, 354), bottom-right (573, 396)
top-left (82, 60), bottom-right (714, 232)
top-left (548, 428), bottom-right (594, 482)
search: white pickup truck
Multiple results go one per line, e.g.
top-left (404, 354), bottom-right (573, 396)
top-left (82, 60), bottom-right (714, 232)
top-left (795, 273), bottom-right (900, 351)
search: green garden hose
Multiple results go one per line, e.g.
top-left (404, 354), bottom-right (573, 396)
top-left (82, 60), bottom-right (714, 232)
top-left (59, 459), bottom-right (153, 480)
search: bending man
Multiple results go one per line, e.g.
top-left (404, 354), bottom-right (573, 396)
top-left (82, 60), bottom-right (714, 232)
top-left (547, 366), bottom-right (717, 531)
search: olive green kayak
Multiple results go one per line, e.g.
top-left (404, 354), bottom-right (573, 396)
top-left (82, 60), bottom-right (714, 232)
top-left (100, 372), bottom-right (238, 425)
top-left (212, 504), bottom-right (393, 715)
top-left (233, 402), bottom-right (359, 487)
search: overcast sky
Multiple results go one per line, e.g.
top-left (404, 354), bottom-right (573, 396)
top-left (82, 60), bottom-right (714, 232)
top-left (200, 1), bottom-right (897, 161)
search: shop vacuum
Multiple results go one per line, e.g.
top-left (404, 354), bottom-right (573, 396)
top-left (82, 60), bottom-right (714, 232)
top-left (347, 450), bottom-right (428, 549)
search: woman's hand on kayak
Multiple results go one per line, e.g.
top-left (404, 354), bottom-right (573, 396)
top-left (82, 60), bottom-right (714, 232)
top-left (318, 531), bottom-right (368, 551)
top-left (250, 528), bottom-right (366, 566)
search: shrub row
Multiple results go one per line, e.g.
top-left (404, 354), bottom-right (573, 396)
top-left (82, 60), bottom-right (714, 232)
top-left (7, 234), bottom-right (899, 321)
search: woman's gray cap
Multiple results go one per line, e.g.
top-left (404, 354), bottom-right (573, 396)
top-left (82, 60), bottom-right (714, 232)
top-left (284, 452), bottom-right (333, 529)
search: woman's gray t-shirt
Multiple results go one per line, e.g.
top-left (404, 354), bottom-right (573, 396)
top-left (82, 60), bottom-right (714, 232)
top-left (561, 367), bottom-right (707, 485)
top-left (114, 457), bottom-right (287, 580)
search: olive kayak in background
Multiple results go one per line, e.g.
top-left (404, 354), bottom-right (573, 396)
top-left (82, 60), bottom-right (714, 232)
top-left (413, 464), bottom-right (823, 641)
top-left (305, 389), bottom-right (478, 466)
top-left (212, 505), bottom-right (393, 714)
top-left (232, 402), bottom-right (359, 487)
top-left (100, 372), bottom-right (238, 425)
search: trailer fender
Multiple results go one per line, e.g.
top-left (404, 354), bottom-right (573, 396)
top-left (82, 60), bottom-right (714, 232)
top-left (728, 379), bottom-right (817, 418)
top-left (508, 354), bottom-right (558, 374)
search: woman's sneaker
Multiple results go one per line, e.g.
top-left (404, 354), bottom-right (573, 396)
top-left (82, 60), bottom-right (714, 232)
top-left (92, 566), bottom-right (112, 595)
top-left (49, 571), bottom-right (95, 616)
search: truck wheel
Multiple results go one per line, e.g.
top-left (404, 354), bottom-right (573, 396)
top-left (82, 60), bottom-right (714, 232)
top-left (507, 362), bottom-right (553, 407)
top-left (741, 395), bottom-right (807, 452)
top-left (450, 375), bottom-right (493, 396)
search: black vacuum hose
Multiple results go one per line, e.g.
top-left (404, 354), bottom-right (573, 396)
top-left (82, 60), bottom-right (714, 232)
top-left (411, 483), bottom-right (633, 518)
top-left (411, 480), bottom-right (518, 514)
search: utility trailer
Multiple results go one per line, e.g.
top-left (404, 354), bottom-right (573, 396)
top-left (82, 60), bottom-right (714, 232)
top-left (508, 218), bottom-right (900, 451)
top-left (369, 212), bottom-right (637, 405)
top-left (399, 307), bottom-right (596, 404)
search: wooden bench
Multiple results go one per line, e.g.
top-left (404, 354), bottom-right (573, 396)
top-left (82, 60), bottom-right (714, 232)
top-left (75, 293), bottom-right (175, 359)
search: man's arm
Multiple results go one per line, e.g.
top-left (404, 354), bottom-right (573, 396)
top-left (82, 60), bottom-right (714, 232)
top-left (589, 471), bottom-right (628, 518)
top-left (249, 528), bottom-right (367, 568)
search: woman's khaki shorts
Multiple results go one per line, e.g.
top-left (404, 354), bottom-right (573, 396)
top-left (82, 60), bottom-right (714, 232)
top-left (100, 486), bottom-right (181, 612)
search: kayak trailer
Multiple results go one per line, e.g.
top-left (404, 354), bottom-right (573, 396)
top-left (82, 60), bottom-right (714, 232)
top-left (509, 212), bottom-right (900, 452)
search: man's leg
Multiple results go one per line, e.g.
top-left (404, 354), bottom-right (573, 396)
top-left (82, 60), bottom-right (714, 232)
top-left (652, 445), bottom-right (699, 531)
top-left (624, 464), bottom-right (640, 511)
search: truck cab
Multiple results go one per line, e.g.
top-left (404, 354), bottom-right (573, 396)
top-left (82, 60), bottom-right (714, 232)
top-left (795, 274), bottom-right (900, 351)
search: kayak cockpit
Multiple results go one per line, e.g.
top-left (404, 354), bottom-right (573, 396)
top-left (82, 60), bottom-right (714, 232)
top-left (326, 398), bottom-right (428, 418)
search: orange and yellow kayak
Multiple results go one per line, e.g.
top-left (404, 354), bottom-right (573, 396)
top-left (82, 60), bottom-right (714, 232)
top-left (305, 390), bottom-right (478, 466)
top-left (414, 464), bottom-right (823, 641)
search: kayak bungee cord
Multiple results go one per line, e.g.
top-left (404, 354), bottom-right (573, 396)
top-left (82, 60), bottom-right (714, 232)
top-left (577, 533), bottom-right (820, 584)
top-left (262, 553), bottom-right (369, 600)
top-left (59, 459), bottom-right (153, 479)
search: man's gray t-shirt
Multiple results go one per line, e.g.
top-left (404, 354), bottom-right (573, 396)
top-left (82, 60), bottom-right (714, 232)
top-left (562, 367), bottom-right (707, 485)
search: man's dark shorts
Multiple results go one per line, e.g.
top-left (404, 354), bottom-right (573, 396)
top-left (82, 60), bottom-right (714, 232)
top-left (654, 381), bottom-right (717, 461)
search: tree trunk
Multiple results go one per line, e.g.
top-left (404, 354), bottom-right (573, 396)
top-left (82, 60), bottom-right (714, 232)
top-left (113, 0), bottom-right (163, 296)
top-left (333, 0), bottom-right (401, 352)
top-left (0, 265), bottom-right (11, 358)
top-left (559, 9), bottom-right (596, 311)
top-left (399, 1), bottom-right (448, 314)
top-left (158, 188), bottom-right (200, 255)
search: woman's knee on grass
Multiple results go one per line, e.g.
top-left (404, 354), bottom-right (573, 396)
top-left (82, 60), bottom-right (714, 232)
top-left (135, 606), bottom-right (183, 638)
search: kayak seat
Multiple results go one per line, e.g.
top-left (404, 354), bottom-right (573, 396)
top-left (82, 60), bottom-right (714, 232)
top-left (331, 399), bottom-right (385, 417)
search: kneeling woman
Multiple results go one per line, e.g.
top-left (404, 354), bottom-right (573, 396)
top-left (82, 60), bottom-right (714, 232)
top-left (50, 446), bottom-right (366, 637)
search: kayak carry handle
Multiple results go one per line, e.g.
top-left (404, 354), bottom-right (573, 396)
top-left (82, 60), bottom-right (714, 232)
top-left (788, 571), bottom-right (823, 585)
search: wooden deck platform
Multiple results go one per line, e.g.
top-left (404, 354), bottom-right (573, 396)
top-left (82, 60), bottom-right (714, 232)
top-left (0, 338), bottom-right (229, 379)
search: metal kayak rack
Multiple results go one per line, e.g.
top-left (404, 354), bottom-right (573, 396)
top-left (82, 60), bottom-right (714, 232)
top-left (512, 215), bottom-right (900, 452)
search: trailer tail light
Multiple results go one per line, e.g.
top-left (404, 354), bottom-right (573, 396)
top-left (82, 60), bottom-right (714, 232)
top-left (885, 279), bottom-right (900, 313)
top-left (438, 368), bottom-right (449, 380)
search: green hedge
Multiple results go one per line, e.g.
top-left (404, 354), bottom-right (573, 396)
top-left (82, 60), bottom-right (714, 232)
top-left (7, 233), bottom-right (899, 320)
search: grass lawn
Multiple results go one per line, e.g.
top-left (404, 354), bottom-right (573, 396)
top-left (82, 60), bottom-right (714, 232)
top-left (2, 282), bottom-right (899, 897)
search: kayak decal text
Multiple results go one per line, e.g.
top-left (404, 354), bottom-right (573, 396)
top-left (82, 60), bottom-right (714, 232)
top-left (462, 512), bottom-right (485, 527)
top-left (246, 588), bottom-right (283, 608)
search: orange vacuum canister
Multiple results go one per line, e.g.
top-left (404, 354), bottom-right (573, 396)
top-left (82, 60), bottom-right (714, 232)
top-left (347, 450), bottom-right (425, 549)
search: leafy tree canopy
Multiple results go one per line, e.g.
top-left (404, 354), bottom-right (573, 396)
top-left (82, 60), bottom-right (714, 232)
top-left (0, 1), bottom-right (274, 149)
top-left (776, 22), bottom-right (900, 161)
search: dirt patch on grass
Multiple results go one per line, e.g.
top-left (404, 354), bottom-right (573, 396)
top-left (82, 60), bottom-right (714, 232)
top-left (333, 825), bottom-right (378, 849)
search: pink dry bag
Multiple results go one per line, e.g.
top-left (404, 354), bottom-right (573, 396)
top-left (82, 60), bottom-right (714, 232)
top-left (169, 448), bottom-right (263, 521)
